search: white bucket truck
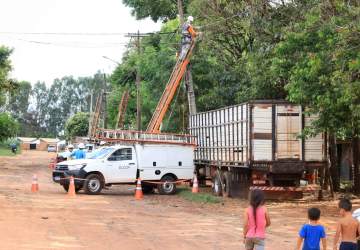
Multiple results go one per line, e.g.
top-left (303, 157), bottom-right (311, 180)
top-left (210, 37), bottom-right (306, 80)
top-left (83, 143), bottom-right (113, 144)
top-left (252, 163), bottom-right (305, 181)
top-left (52, 142), bottom-right (195, 195)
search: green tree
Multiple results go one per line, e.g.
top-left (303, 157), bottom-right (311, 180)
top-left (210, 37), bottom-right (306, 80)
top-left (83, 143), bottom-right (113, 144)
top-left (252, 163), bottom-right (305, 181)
top-left (272, 1), bottom-right (360, 192)
top-left (122, 0), bottom-right (191, 22)
top-left (0, 113), bottom-right (19, 142)
top-left (64, 112), bottom-right (90, 140)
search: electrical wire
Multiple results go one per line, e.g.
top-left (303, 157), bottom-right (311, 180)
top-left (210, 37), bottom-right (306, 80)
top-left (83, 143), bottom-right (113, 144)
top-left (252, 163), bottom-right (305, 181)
top-left (0, 31), bottom-right (177, 36)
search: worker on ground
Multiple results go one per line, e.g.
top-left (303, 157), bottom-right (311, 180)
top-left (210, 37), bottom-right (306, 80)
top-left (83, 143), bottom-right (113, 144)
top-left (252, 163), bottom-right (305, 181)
top-left (71, 143), bottom-right (86, 160)
top-left (179, 16), bottom-right (196, 60)
top-left (10, 143), bottom-right (17, 154)
top-left (58, 144), bottom-right (74, 161)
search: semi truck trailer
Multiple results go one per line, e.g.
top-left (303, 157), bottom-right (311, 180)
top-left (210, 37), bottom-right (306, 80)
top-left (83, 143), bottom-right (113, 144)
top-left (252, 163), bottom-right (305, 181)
top-left (189, 100), bottom-right (326, 197)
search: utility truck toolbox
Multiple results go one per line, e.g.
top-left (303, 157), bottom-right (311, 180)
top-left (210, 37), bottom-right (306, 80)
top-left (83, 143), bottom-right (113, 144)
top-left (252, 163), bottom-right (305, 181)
top-left (52, 143), bottom-right (194, 195)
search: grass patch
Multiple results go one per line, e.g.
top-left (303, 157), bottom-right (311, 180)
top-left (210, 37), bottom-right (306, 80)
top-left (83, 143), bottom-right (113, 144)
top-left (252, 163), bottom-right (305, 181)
top-left (177, 186), bottom-right (221, 204)
top-left (0, 146), bottom-right (20, 156)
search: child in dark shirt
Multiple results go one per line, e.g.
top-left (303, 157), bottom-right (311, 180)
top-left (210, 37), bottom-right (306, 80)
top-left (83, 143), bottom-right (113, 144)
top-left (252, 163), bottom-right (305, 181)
top-left (296, 207), bottom-right (327, 250)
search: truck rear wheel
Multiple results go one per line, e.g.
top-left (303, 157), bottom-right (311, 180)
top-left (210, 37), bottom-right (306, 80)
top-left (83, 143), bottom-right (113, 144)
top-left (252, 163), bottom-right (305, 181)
top-left (212, 172), bottom-right (222, 196)
top-left (158, 175), bottom-right (177, 195)
top-left (84, 174), bottom-right (103, 195)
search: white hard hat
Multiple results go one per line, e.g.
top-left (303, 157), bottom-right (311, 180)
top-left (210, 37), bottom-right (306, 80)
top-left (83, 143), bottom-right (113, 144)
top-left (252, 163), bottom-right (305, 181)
top-left (68, 144), bottom-right (74, 149)
top-left (78, 143), bottom-right (85, 149)
top-left (187, 16), bottom-right (194, 22)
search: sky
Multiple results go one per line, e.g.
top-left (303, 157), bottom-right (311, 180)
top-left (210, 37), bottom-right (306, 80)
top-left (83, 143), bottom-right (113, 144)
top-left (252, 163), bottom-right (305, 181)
top-left (0, 0), bottom-right (161, 86)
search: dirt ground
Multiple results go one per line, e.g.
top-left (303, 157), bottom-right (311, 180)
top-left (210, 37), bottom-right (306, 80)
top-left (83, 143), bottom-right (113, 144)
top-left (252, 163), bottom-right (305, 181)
top-left (0, 151), bottom-right (351, 250)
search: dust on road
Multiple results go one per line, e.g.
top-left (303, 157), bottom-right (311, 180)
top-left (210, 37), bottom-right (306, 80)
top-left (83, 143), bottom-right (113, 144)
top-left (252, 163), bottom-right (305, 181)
top-left (0, 151), bottom-right (347, 249)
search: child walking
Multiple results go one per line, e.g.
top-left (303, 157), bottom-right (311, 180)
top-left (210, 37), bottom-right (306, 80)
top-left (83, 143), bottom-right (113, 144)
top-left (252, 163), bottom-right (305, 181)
top-left (296, 207), bottom-right (327, 250)
top-left (333, 199), bottom-right (360, 250)
top-left (243, 189), bottom-right (271, 250)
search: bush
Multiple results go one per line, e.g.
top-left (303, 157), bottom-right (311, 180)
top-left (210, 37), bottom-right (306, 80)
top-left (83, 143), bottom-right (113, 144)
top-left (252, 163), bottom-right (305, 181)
top-left (0, 113), bottom-right (19, 142)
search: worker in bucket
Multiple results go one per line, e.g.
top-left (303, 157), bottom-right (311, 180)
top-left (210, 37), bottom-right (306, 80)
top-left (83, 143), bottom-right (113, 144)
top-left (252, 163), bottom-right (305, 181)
top-left (179, 16), bottom-right (197, 60)
top-left (71, 143), bottom-right (86, 160)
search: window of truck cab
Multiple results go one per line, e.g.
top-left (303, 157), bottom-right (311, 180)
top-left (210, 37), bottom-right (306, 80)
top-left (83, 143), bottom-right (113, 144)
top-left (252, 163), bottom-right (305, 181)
top-left (108, 148), bottom-right (132, 161)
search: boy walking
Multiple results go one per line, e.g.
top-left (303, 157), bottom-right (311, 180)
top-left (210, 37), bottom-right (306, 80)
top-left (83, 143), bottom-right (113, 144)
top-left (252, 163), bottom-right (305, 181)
top-left (333, 199), bottom-right (360, 250)
top-left (296, 207), bottom-right (327, 250)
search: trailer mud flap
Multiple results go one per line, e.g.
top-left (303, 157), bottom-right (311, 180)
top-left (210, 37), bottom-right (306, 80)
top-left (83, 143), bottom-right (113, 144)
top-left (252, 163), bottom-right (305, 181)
top-left (250, 186), bottom-right (303, 200)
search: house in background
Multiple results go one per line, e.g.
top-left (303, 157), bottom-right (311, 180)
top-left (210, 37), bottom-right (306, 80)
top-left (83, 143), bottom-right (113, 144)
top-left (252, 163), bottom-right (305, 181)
top-left (39, 138), bottom-right (60, 151)
top-left (18, 137), bottom-right (39, 150)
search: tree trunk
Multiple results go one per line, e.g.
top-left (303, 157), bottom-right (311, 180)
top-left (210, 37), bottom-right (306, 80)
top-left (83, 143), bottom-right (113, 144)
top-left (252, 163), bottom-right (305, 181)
top-left (329, 134), bottom-right (340, 192)
top-left (353, 135), bottom-right (360, 194)
top-left (318, 165), bottom-right (324, 200)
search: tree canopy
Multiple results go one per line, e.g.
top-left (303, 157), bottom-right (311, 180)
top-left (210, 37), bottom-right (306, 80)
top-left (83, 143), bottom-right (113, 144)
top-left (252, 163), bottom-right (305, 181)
top-left (64, 112), bottom-right (90, 140)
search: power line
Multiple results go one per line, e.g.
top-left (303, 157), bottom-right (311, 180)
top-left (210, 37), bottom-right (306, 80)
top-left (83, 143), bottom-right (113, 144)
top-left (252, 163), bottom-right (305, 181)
top-left (0, 31), bottom-right (177, 36)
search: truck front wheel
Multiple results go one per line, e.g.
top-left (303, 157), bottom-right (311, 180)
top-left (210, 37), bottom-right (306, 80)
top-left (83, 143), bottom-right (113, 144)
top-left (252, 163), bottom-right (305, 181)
top-left (84, 174), bottom-right (103, 195)
top-left (158, 175), bottom-right (177, 195)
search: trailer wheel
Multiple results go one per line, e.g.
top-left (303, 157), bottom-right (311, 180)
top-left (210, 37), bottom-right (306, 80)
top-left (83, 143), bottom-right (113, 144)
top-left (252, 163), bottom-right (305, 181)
top-left (222, 171), bottom-right (232, 198)
top-left (212, 172), bottom-right (222, 196)
top-left (62, 184), bottom-right (82, 193)
top-left (158, 175), bottom-right (177, 195)
top-left (84, 174), bottom-right (103, 195)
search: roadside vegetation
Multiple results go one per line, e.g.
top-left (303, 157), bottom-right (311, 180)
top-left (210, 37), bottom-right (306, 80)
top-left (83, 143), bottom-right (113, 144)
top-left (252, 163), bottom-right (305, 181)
top-left (0, 139), bottom-right (21, 156)
top-left (177, 186), bottom-right (221, 204)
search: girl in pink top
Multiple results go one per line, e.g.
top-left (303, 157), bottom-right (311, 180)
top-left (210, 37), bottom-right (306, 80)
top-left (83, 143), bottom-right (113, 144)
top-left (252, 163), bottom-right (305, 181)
top-left (243, 189), bottom-right (271, 250)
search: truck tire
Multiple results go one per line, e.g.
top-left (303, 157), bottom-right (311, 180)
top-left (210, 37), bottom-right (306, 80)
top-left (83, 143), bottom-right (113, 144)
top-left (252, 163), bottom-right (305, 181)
top-left (62, 184), bottom-right (82, 193)
top-left (212, 172), bottom-right (222, 196)
top-left (158, 175), bottom-right (177, 195)
top-left (222, 171), bottom-right (232, 198)
top-left (83, 174), bottom-right (103, 195)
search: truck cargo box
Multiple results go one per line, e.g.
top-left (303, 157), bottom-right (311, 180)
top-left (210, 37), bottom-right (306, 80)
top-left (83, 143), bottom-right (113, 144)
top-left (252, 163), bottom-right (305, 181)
top-left (189, 100), bottom-right (326, 189)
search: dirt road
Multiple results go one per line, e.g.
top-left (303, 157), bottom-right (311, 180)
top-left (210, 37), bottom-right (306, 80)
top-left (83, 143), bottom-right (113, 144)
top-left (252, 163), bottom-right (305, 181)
top-left (0, 151), bottom-right (348, 249)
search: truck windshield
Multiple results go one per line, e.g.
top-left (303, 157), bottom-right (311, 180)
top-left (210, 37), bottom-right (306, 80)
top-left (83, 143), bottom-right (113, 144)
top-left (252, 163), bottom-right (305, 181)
top-left (87, 147), bottom-right (114, 159)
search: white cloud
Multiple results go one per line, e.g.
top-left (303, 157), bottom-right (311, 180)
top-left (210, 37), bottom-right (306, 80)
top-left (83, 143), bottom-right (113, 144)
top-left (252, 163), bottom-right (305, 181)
top-left (0, 0), bottom-right (161, 85)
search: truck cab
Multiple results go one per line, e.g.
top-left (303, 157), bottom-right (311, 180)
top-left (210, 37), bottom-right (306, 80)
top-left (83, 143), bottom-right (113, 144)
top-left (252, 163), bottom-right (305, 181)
top-left (52, 144), bottom-right (194, 195)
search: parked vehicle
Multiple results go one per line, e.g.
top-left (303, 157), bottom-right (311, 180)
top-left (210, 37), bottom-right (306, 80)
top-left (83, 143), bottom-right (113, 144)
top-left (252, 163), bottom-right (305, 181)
top-left (47, 145), bottom-right (57, 152)
top-left (52, 143), bottom-right (194, 195)
top-left (189, 100), bottom-right (326, 197)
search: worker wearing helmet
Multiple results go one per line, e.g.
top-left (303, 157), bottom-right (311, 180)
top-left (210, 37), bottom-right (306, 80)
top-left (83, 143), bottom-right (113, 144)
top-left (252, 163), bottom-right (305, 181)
top-left (179, 16), bottom-right (197, 60)
top-left (58, 144), bottom-right (74, 160)
top-left (71, 143), bottom-right (86, 160)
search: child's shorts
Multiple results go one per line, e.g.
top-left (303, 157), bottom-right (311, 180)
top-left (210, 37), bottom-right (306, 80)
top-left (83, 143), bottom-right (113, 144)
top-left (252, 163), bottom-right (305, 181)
top-left (340, 242), bottom-right (357, 250)
top-left (245, 237), bottom-right (265, 250)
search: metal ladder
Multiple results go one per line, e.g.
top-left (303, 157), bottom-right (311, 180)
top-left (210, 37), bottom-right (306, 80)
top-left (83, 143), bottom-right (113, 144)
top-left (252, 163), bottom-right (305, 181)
top-left (96, 129), bottom-right (195, 145)
top-left (116, 90), bottom-right (130, 129)
top-left (89, 92), bottom-right (103, 138)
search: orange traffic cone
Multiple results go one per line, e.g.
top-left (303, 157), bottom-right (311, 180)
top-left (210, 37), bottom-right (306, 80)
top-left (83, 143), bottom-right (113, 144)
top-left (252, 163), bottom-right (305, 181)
top-left (68, 176), bottom-right (76, 197)
top-left (31, 174), bottom-right (39, 192)
top-left (134, 178), bottom-right (143, 200)
top-left (192, 174), bottom-right (199, 193)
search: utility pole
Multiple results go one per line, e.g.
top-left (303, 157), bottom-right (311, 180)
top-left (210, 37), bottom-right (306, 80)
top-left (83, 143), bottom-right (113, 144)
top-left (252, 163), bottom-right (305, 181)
top-left (177, 0), bottom-right (197, 115)
top-left (125, 31), bottom-right (150, 131)
top-left (103, 73), bottom-right (108, 129)
top-left (177, 0), bottom-right (184, 25)
top-left (88, 90), bottom-right (93, 137)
